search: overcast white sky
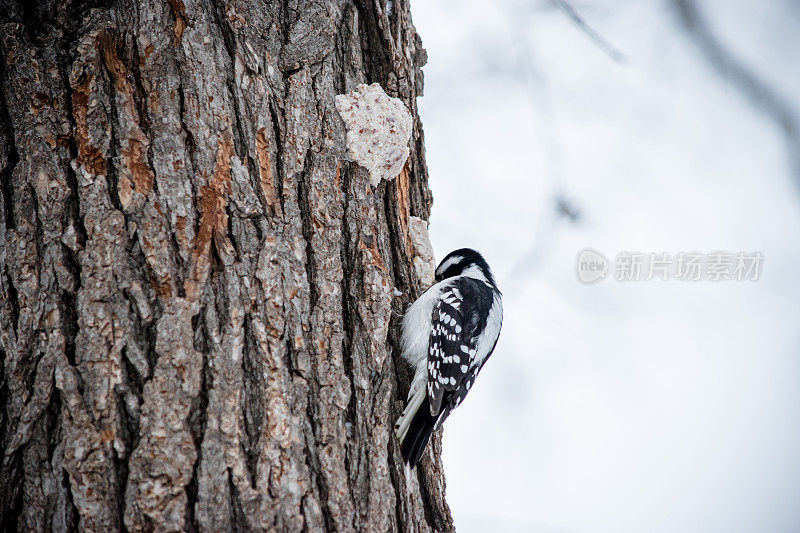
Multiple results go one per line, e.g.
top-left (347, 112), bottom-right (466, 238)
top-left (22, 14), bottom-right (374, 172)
top-left (410, 1), bottom-right (800, 531)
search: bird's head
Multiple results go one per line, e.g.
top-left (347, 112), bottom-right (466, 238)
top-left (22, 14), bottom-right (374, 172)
top-left (434, 248), bottom-right (497, 287)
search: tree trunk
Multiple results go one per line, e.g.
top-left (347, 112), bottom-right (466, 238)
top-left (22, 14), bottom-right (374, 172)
top-left (0, 1), bottom-right (453, 531)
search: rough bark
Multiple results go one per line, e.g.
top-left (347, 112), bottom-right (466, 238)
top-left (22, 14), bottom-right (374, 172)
top-left (0, 0), bottom-right (453, 531)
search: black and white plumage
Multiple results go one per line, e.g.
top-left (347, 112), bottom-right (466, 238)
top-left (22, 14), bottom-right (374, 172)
top-left (396, 248), bottom-right (503, 468)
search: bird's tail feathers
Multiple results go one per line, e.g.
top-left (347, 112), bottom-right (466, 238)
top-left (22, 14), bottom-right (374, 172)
top-left (396, 383), bottom-right (445, 469)
top-left (399, 400), bottom-right (440, 468)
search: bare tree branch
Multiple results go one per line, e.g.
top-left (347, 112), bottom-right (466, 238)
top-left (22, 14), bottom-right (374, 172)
top-left (672, 0), bottom-right (800, 189)
top-left (550, 0), bottom-right (627, 63)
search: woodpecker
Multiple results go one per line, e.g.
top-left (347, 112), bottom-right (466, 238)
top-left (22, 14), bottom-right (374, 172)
top-left (396, 248), bottom-right (503, 468)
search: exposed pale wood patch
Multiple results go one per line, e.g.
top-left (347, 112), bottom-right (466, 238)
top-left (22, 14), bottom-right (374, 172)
top-left (168, 0), bottom-right (187, 44)
top-left (102, 40), bottom-right (155, 203)
top-left (185, 136), bottom-right (233, 301)
top-left (72, 74), bottom-right (107, 175)
top-left (396, 161), bottom-right (413, 254)
top-left (359, 235), bottom-right (388, 273)
top-left (256, 127), bottom-right (282, 217)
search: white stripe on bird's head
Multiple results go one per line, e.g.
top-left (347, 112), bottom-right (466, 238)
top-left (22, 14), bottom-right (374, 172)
top-left (435, 255), bottom-right (463, 278)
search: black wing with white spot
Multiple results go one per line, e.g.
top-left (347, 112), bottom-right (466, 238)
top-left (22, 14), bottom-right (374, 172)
top-left (427, 277), bottom-right (496, 417)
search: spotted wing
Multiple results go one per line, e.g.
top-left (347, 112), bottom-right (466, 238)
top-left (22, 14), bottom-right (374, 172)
top-left (426, 278), bottom-right (494, 416)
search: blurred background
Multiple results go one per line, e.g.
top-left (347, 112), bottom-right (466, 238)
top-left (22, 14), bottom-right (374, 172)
top-left (410, 1), bottom-right (800, 531)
